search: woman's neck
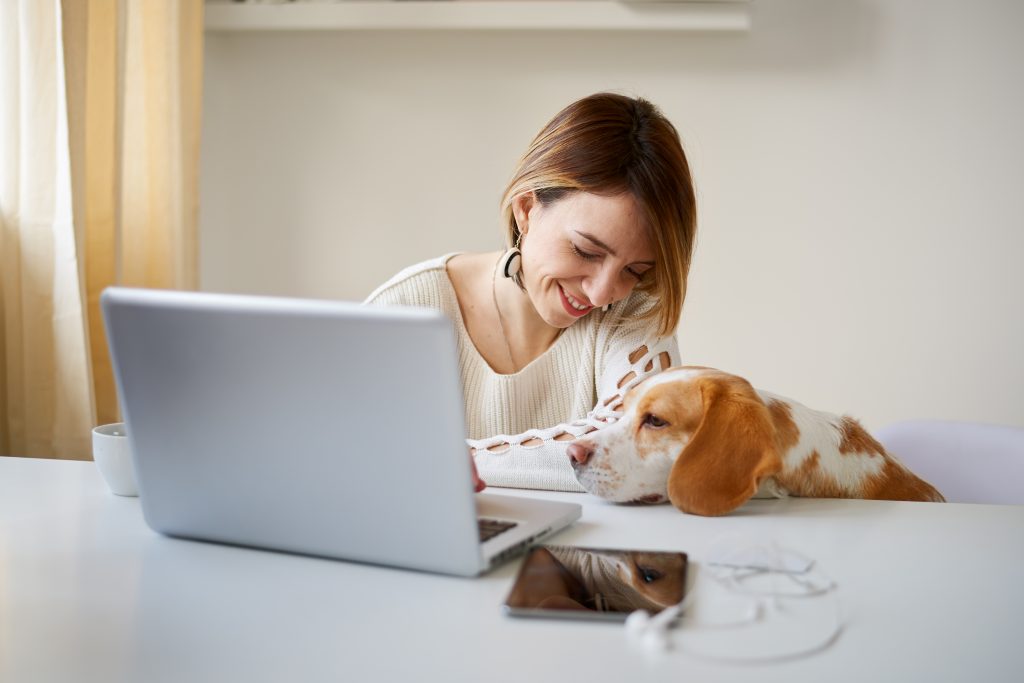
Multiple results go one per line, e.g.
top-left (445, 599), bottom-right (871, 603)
top-left (492, 254), bottom-right (562, 360)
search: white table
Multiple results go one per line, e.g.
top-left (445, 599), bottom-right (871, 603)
top-left (1, 457), bottom-right (1022, 682)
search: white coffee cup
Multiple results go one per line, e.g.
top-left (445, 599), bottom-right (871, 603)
top-left (92, 422), bottom-right (139, 497)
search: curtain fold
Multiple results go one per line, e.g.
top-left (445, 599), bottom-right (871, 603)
top-left (0, 0), bottom-right (202, 459)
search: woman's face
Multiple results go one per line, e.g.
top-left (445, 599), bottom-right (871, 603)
top-left (514, 191), bottom-right (655, 329)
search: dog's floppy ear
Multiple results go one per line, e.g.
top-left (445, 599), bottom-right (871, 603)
top-left (666, 378), bottom-right (782, 516)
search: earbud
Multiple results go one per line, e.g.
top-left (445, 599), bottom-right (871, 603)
top-left (626, 602), bottom-right (686, 654)
top-left (641, 628), bottom-right (671, 653)
top-left (626, 610), bottom-right (671, 653)
top-left (625, 609), bottom-right (652, 636)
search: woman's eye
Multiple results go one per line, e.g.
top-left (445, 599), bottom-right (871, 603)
top-left (571, 244), bottom-right (599, 261)
top-left (573, 244), bottom-right (648, 281)
top-left (643, 414), bottom-right (668, 428)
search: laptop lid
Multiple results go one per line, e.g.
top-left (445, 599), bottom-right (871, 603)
top-left (101, 287), bottom-right (577, 576)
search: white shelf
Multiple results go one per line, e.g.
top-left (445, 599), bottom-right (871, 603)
top-left (204, 1), bottom-right (752, 32)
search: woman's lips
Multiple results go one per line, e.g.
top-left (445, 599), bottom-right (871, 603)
top-left (559, 284), bottom-right (593, 318)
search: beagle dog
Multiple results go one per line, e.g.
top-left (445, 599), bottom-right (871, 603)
top-left (567, 366), bottom-right (944, 516)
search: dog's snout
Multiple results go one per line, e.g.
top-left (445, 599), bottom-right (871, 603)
top-left (567, 441), bottom-right (594, 466)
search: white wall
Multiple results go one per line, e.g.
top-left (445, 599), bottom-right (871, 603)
top-left (200, 0), bottom-right (1024, 430)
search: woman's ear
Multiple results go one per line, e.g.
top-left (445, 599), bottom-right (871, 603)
top-left (666, 378), bottom-right (782, 516)
top-left (511, 190), bottom-right (536, 236)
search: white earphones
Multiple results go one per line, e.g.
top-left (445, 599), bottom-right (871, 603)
top-left (624, 542), bottom-right (842, 662)
top-left (625, 592), bottom-right (770, 654)
top-left (625, 595), bottom-right (691, 653)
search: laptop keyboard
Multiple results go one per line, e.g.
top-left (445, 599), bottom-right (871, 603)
top-left (478, 518), bottom-right (518, 543)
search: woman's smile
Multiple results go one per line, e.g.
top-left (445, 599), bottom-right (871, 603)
top-left (558, 283), bottom-right (593, 318)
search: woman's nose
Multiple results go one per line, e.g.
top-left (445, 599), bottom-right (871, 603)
top-left (584, 266), bottom-right (624, 308)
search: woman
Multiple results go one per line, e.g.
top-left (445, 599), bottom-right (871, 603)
top-left (365, 92), bottom-right (697, 493)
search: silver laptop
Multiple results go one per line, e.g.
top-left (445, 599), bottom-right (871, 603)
top-left (101, 287), bottom-right (581, 576)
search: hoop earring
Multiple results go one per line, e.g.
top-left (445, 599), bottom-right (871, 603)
top-left (501, 230), bottom-right (523, 280)
top-left (500, 247), bottom-right (521, 279)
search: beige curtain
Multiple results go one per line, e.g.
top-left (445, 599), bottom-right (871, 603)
top-left (0, 0), bottom-right (202, 459)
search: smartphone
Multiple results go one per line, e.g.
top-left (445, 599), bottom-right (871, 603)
top-left (503, 544), bottom-right (688, 622)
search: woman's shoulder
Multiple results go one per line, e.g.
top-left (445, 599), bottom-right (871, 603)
top-left (596, 288), bottom-right (661, 334)
top-left (363, 253), bottom-right (460, 305)
top-left (613, 288), bottom-right (659, 317)
top-left (590, 288), bottom-right (679, 397)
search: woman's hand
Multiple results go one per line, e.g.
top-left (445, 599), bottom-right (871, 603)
top-left (469, 448), bottom-right (486, 492)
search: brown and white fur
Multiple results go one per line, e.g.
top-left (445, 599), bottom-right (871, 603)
top-left (568, 366), bottom-right (944, 516)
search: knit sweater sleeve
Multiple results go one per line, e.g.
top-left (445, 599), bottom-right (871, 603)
top-left (470, 294), bottom-right (681, 492)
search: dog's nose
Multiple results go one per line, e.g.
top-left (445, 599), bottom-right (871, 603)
top-left (567, 442), bottom-right (594, 465)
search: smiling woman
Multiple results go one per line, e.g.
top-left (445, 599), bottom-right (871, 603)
top-left (365, 93), bottom-right (697, 492)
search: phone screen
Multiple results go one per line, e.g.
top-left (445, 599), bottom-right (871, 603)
top-left (503, 545), bottom-right (688, 622)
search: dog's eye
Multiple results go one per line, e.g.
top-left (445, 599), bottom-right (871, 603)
top-left (638, 566), bottom-right (663, 584)
top-left (643, 414), bottom-right (668, 428)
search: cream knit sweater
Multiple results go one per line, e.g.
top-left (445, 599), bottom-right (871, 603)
top-left (364, 254), bottom-right (681, 492)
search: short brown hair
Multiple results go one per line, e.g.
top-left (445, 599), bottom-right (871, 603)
top-left (500, 93), bottom-right (697, 337)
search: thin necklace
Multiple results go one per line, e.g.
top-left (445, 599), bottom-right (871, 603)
top-left (492, 254), bottom-right (517, 373)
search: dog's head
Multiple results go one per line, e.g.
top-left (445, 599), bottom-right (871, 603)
top-left (547, 546), bottom-right (688, 613)
top-left (568, 366), bottom-right (783, 516)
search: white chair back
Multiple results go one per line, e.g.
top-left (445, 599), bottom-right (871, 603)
top-left (875, 420), bottom-right (1024, 505)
